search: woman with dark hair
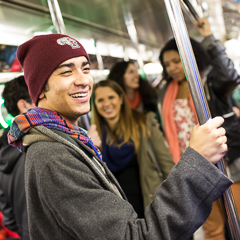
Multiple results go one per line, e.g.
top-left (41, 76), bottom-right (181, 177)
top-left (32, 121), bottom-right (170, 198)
top-left (158, 18), bottom-right (240, 240)
top-left (108, 61), bottom-right (161, 122)
top-left (159, 38), bottom-right (211, 82)
top-left (92, 80), bottom-right (174, 217)
top-left (158, 37), bottom-right (211, 163)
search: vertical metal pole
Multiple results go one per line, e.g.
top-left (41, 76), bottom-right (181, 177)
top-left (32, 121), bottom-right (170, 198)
top-left (163, 0), bottom-right (240, 238)
top-left (47, 0), bottom-right (66, 34)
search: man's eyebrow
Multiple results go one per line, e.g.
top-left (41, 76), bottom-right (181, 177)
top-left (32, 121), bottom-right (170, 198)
top-left (55, 61), bottom-right (90, 70)
top-left (82, 61), bottom-right (91, 67)
top-left (55, 63), bottom-right (75, 70)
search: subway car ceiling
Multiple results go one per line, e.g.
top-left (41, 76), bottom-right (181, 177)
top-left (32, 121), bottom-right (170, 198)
top-left (0, 0), bottom-right (198, 46)
top-left (1, 0), bottom-right (237, 71)
top-left (1, 0), bottom-right (240, 82)
top-left (1, 1), bottom-right (239, 62)
top-left (0, 0), bottom-right (199, 75)
top-left (0, 0), bottom-right (239, 129)
top-left (0, 0), bottom-right (239, 82)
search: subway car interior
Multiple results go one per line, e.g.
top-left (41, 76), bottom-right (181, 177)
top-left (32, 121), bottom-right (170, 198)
top-left (1, 1), bottom-right (240, 240)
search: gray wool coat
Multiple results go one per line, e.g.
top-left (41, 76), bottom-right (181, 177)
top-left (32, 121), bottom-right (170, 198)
top-left (22, 125), bottom-right (232, 240)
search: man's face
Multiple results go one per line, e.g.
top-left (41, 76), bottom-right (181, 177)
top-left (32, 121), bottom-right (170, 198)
top-left (38, 56), bottom-right (93, 124)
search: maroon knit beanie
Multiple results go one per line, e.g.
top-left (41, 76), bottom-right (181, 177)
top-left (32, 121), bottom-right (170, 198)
top-left (17, 34), bottom-right (90, 105)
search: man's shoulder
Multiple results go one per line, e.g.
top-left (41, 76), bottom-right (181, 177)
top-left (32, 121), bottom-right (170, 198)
top-left (24, 126), bottom-right (98, 177)
top-left (25, 140), bottom-right (100, 189)
top-left (26, 140), bottom-right (80, 164)
top-left (26, 138), bottom-right (92, 167)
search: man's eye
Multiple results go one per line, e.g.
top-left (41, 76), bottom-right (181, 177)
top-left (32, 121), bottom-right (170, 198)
top-left (83, 67), bottom-right (90, 71)
top-left (61, 70), bottom-right (72, 75)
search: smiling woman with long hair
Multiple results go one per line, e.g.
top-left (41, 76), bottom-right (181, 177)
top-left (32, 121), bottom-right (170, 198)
top-left (92, 80), bottom-right (174, 217)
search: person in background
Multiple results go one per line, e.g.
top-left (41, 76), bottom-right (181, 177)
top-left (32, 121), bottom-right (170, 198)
top-left (158, 17), bottom-right (240, 240)
top-left (108, 61), bottom-right (162, 126)
top-left (7, 33), bottom-right (231, 240)
top-left (0, 220), bottom-right (6, 240)
top-left (232, 84), bottom-right (240, 116)
top-left (0, 212), bottom-right (20, 240)
top-left (0, 76), bottom-right (33, 240)
top-left (92, 80), bottom-right (174, 216)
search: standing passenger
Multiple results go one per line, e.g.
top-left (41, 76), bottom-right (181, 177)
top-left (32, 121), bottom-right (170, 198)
top-left (158, 18), bottom-right (240, 240)
top-left (8, 33), bottom-right (231, 240)
top-left (0, 76), bottom-right (34, 240)
top-left (92, 80), bottom-right (174, 217)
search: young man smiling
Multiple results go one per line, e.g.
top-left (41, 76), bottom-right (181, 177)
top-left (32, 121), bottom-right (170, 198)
top-left (8, 34), bottom-right (232, 240)
top-left (38, 56), bottom-right (93, 124)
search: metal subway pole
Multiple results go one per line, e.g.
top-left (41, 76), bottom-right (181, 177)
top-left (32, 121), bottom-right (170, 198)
top-left (163, 0), bottom-right (240, 239)
top-left (47, 0), bottom-right (90, 130)
top-left (182, 0), bottom-right (200, 23)
top-left (47, 0), bottom-right (66, 34)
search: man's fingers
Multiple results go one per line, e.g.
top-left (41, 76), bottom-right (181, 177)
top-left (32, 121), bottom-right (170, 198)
top-left (217, 136), bottom-right (227, 145)
top-left (205, 117), bottom-right (224, 130)
top-left (217, 127), bottom-right (226, 137)
top-left (222, 142), bottom-right (228, 152)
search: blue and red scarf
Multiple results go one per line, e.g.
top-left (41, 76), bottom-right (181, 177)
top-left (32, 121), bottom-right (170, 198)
top-left (8, 107), bottom-right (102, 160)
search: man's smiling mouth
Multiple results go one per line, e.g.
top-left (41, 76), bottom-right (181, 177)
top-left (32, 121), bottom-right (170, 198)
top-left (70, 93), bottom-right (88, 98)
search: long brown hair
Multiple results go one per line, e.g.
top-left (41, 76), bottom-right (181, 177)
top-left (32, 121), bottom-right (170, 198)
top-left (92, 80), bottom-right (147, 153)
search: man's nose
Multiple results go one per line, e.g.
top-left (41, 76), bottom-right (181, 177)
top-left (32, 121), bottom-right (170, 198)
top-left (74, 70), bottom-right (90, 86)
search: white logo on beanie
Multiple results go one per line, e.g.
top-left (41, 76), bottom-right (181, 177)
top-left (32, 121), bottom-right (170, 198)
top-left (57, 37), bottom-right (80, 49)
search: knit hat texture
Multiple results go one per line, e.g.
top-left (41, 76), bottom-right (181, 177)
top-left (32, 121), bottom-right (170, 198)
top-left (17, 34), bottom-right (90, 105)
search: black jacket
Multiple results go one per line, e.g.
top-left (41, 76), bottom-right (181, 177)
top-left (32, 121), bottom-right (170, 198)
top-left (0, 127), bottom-right (29, 240)
top-left (158, 35), bottom-right (240, 165)
top-left (202, 36), bottom-right (240, 164)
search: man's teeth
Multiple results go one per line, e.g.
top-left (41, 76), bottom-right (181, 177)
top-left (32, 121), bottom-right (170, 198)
top-left (71, 93), bottom-right (87, 98)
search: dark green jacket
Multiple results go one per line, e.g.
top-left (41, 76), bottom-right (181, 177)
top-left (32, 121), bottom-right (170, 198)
top-left (137, 112), bottom-right (174, 208)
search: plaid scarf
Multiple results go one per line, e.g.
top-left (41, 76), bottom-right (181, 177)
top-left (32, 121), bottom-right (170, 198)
top-left (8, 107), bottom-right (102, 160)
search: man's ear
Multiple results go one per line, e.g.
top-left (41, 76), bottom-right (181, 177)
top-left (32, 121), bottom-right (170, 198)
top-left (37, 90), bottom-right (47, 107)
top-left (17, 99), bottom-right (35, 114)
top-left (39, 91), bottom-right (45, 100)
